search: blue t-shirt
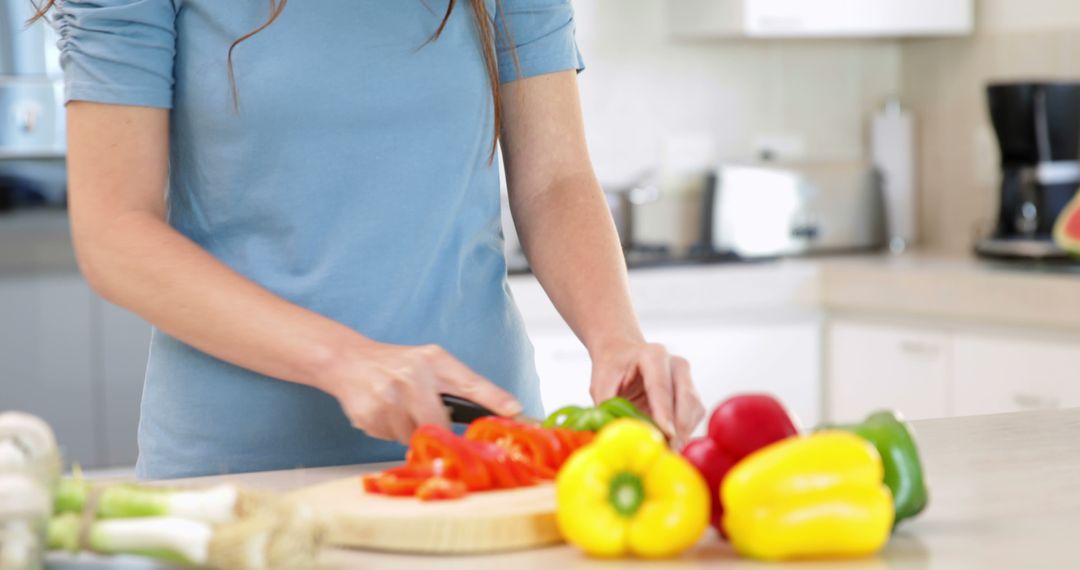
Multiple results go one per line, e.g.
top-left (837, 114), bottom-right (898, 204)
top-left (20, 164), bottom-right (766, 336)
top-left (52, 0), bottom-right (583, 479)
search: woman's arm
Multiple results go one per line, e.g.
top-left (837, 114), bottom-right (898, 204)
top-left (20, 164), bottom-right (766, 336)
top-left (500, 71), bottom-right (705, 446)
top-left (67, 102), bottom-right (521, 442)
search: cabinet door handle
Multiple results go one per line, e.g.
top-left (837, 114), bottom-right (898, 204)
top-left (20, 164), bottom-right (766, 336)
top-left (1012, 393), bottom-right (1061, 410)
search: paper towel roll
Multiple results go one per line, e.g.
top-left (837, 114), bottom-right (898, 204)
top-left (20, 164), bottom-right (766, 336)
top-left (872, 97), bottom-right (917, 252)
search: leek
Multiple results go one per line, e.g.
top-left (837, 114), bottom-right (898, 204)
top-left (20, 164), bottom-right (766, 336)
top-left (49, 514), bottom-right (213, 566)
top-left (55, 480), bottom-right (267, 524)
top-left (47, 502), bottom-right (323, 570)
top-left (99, 484), bottom-right (244, 524)
top-left (52, 475), bottom-right (87, 515)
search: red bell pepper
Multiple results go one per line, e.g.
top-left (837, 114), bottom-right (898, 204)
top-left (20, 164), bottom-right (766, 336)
top-left (465, 417), bottom-right (563, 476)
top-left (363, 464), bottom-right (436, 496)
top-left (464, 417), bottom-right (594, 478)
top-left (408, 425), bottom-right (492, 491)
top-left (364, 419), bottom-right (597, 500)
top-left (681, 394), bottom-right (799, 534)
top-left (551, 428), bottom-right (594, 458)
top-left (416, 477), bottom-right (468, 501)
top-left (681, 438), bottom-right (738, 530)
top-left (462, 439), bottom-right (531, 489)
top-left (361, 474), bottom-right (380, 494)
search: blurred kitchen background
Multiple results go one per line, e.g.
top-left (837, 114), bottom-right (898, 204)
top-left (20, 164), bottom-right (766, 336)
top-left (5, 0), bottom-right (1080, 472)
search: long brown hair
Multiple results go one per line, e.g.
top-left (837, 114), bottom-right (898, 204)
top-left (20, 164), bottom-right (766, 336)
top-left (30, 0), bottom-right (511, 159)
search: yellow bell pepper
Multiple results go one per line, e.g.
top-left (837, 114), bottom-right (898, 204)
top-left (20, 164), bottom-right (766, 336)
top-left (555, 419), bottom-right (709, 558)
top-left (721, 431), bottom-right (895, 561)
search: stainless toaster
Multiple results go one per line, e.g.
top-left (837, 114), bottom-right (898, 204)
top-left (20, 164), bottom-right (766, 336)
top-left (709, 161), bottom-right (887, 258)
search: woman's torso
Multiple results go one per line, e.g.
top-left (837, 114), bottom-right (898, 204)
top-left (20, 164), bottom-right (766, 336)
top-left (134, 0), bottom-right (541, 478)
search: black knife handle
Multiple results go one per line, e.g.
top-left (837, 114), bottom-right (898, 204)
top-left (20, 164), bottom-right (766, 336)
top-left (440, 394), bottom-right (497, 424)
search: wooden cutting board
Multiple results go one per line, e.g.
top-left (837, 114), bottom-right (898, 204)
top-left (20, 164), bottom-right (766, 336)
top-left (288, 477), bottom-right (562, 554)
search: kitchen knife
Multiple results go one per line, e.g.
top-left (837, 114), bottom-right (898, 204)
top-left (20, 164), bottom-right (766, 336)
top-left (440, 394), bottom-right (541, 425)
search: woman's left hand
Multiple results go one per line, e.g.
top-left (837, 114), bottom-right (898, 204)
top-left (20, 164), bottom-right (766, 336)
top-left (588, 339), bottom-right (706, 449)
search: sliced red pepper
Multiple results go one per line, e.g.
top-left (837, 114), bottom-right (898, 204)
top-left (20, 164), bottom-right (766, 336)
top-left (409, 425), bottom-right (492, 491)
top-left (553, 427), bottom-right (595, 457)
top-left (506, 456), bottom-right (541, 486)
top-left (365, 418), bottom-right (593, 500)
top-left (463, 417), bottom-right (513, 446)
top-left (416, 477), bottom-right (468, 501)
top-left (370, 464), bottom-right (436, 496)
top-left (552, 428), bottom-right (579, 455)
top-left (465, 418), bottom-right (525, 460)
top-left (573, 430), bottom-right (596, 448)
top-left (465, 417), bottom-right (561, 473)
top-left (463, 440), bottom-right (521, 489)
top-left (374, 474), bottom-right (425, 496)
top-left (529, 426), bottom-right (567, 467)
top-left (382, 464), bottom-right (434, 479)
top-left (361, 475), bottom-right (381, 494)
top-left (532, 462), bottom-right (557, 480)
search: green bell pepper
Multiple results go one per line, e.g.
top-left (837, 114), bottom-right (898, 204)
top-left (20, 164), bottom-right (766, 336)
top-left (543, 405), bottom-right (586, 429)
top-left (542, 398), bottom-right (653, 433)
top-left (597, 397), bottom-right (654, 424)
top-left (825, 410), bottom-right (928, 525)
top-left (565, 407), bottom-right (616, 432)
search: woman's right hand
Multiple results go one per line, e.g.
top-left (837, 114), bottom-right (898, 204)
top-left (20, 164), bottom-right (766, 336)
top-left (317, 342), bottom-right (522, 444)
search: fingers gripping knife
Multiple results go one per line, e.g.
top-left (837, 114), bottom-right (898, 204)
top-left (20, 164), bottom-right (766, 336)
top-left (439, 394), bottom-right (540, 425)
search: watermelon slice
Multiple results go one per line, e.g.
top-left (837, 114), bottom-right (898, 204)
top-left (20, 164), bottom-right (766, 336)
top-left (1054, 190), bottom-right (1080, 255)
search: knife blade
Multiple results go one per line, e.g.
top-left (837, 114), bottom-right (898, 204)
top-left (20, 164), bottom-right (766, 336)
top-left (439, 394), bottom-right (541, 425)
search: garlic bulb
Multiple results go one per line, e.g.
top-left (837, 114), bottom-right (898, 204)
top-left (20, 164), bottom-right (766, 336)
top-left (0, 412), bottom-right (61, 488)
top-left (0, 474), bottom-right (50, 570)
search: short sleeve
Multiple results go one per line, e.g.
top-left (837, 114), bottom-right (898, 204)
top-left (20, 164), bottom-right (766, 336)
top-left (50, 0), bottom-right (177, 108)
top-left (495, 0), bottom-right (585, 84)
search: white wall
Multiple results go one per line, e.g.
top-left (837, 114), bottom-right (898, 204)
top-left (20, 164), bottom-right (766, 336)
top-left (977, 0), bottom-right (1080, 34)
top-left (899, 0), bottom-right (1080, 254)
top-left (573, 0), bottom-right (903, 185)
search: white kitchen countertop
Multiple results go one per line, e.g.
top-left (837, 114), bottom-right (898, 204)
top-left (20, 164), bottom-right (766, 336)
top-left (510, 253), bottom-right (1080, 331)
top-left (509, 259), bottom-right (823, 327)
top-left (819, 254), bottom-right (1080, 330)
top-left (77, 408), bottom-right (1077, 569)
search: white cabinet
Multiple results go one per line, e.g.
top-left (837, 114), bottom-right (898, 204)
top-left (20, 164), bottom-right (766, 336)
top-left (670, 0), bottom-right (974, 39)
top-left (952, 334), bottom-right (1080, 417)
top-left (98, 300), bottom-right (151, 467)
top-left (647, 321), bottom-right (821, 429)
top-left (530, 330), bottom-right (594, 415)
top-left (0, 273), bottom-right (100, 467)
top-left (827, 321), bottom-right (951, 423)
top-left (531, 319), bottom-right (822, 432)
top-left (0, 272), bottom-right (151, 469)
top-left (827, 319), bottom-right (1080, 422)
top-left (515, 265), bottom-right (823, 431)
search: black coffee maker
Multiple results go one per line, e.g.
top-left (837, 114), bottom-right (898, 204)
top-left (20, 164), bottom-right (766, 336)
top-left (976, 82), bottom-right (1080, 260)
